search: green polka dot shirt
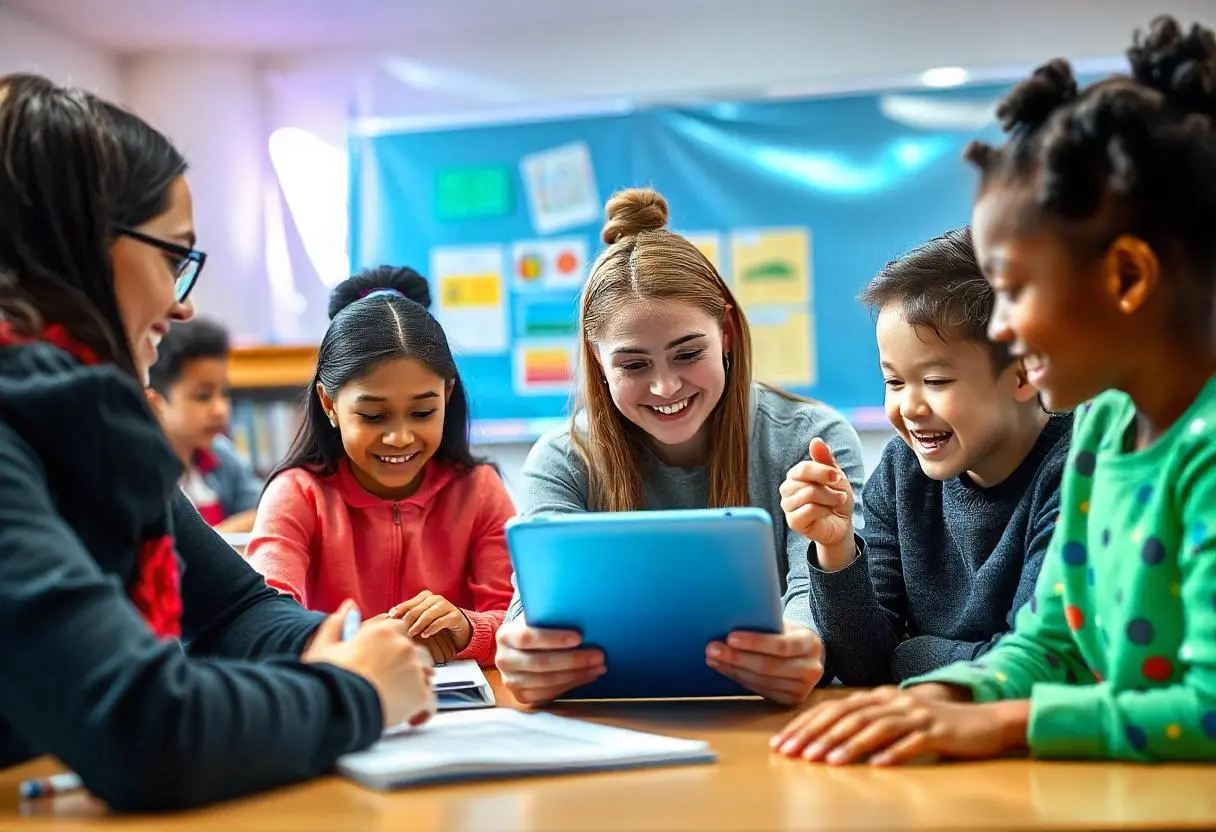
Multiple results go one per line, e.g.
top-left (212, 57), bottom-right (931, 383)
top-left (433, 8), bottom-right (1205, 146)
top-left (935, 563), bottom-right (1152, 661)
top-left (905, 374), bottom-right (1216, 761)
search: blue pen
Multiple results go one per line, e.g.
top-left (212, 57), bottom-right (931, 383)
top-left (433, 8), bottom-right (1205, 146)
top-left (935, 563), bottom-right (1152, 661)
top-left (341, 605), bottom-right (361, 642)
top-left (19, 771), bottom-right (83, 800)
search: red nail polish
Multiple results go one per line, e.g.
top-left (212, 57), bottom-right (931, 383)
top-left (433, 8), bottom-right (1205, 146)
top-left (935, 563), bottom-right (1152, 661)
top-left (409, 711), bottom-right (430, 727)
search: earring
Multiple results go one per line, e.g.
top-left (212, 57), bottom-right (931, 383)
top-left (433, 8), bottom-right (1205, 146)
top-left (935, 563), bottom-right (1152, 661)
top-left (723, 352), bottom-right (733, 372)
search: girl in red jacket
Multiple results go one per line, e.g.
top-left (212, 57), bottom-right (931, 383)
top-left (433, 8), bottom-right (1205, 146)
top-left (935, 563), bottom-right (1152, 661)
top-left (247, 267), bottom-right (516, 666)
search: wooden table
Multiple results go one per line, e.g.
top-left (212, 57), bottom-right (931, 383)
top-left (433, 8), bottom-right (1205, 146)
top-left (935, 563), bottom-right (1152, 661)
top-left (3, 673), bottom-right (1212, 830)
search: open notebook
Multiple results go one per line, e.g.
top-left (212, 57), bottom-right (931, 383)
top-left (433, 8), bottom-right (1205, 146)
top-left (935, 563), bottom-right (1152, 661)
top-left (337, 708), bottom-right (716, 790)
top-left (433, 660), bottom-right (495, 710)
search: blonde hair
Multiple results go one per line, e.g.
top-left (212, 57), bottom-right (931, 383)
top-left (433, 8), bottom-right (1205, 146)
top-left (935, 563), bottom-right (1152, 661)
top-left (571, 187), bottom-right (754, 512)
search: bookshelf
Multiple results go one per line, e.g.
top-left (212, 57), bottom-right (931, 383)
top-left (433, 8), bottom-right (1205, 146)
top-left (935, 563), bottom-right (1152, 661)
top-left (226, 345), bottom-right (315, 477)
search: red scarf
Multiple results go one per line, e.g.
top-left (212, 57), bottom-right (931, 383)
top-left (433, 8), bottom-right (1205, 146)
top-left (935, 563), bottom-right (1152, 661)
top-left (0, 321), bottom-right (183, 639)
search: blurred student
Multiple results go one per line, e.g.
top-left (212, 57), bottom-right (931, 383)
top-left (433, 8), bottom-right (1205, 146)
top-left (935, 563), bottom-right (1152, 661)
top-left (148, 317), bottom-right (261, 533)
top-left (496, 187), bottom-right (864, 707)
top-left (783, 227), bottom-right (1070, 685)
top-left (246, 267), bottom-right (515, 667)
top-left (774, 15), bottom-right (1216, 765)
top-left (0, 73), bottom-right (434, 812)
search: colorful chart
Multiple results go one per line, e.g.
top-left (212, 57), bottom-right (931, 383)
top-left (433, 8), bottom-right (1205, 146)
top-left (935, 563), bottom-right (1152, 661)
top-left (512, 238), bottom-right (588, 292)
top-left (515, 297), bottom-right (578, 339)
top-left (513, 339), bottom-right (578, 395)
top-left (429, 245), bottom-right (508, 355)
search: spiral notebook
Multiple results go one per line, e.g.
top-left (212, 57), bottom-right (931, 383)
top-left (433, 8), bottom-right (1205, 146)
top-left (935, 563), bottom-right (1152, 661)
top-left (337, 708), bottom-right (716, 790)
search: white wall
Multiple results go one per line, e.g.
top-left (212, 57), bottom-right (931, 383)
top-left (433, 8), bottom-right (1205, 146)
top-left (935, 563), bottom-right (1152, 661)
top-left (0, 4), bottom-right (123, 99)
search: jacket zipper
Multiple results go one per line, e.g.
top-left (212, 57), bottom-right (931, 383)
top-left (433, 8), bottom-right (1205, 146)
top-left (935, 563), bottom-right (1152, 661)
top-left (392, 503), bottom-right (401, 526)
top-left (391, 502), bottom-right (402, 603)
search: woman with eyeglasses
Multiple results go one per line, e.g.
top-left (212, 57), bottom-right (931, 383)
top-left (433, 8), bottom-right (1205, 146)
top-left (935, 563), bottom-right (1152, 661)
top-left (0, 74), bottom-right (436, 811)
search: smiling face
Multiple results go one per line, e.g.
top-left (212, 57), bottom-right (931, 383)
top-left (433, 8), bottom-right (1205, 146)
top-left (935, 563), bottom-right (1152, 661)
top-left (593, 299), bottom-right (732, 465)
top-left (318, 357), bottom-right (451, 499)
top-left (877, 302), bottom-right (1040, 485)
top-left (972, 182), bottom-right (1137, 412)
top-left (109, 176), bottom-right (197, 381)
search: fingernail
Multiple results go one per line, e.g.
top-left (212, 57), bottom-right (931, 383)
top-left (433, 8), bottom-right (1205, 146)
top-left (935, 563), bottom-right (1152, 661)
top-left (409, 711), bottom-right (430, 727)
top-left (803, 742), bottom-right (825, 760)
top-left (780, 739), bottom-right (801, 756)
top-left (769, 735), bottom-right (783, 749)
top-left (870, 753), bottom-right (891, 767)
top-left (826, 748), bottom-right (848, 765)
top-left (707, 644), bottom-right (723, 659)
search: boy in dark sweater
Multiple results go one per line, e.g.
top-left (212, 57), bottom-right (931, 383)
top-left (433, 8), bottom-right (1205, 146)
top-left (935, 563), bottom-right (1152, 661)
top-left (783, 227), bottom-right (1070, 685)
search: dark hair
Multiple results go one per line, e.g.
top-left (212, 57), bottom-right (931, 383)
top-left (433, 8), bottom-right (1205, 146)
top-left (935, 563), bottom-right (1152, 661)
top-left (860, 227), bottom-right (1011, 368)
top-left (147, 317), bottom-right (230, 395)
top-left (965, 16), bottom-right (1216, 307)
top-left (266, 265), bottom-right (489, 486)
top-left (0, 74), bottom-right (188, 378)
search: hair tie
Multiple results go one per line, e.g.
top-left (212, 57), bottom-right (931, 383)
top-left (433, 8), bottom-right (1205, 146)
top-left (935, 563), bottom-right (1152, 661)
top-left (358, 287), bottom-right (405, 301)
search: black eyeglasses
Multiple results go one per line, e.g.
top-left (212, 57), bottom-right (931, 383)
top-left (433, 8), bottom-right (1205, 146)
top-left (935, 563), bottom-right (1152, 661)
top-left (114, 225), bottom-right (207, 303)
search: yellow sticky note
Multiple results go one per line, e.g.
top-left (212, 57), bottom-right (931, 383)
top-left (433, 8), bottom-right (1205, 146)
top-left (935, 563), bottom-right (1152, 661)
top-left (730, 227), bottom-right (811, 306)
top-left (442, 274), bottom-right (501, 308)
top-left (747, 306), bottom-right (816, 387)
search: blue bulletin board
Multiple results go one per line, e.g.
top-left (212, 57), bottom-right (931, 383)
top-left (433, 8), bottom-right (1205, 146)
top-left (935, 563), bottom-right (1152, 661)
top-left (348, 84), bottom-right (1011, 441)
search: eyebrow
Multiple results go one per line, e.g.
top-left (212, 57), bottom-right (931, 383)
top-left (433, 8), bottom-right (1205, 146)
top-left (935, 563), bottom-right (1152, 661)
top-left (353, 391), bottom-right (440, 403)
top-left (880, 358), bottom-right (955, 373)
top-left (610, 332), bottom-right (707, 357)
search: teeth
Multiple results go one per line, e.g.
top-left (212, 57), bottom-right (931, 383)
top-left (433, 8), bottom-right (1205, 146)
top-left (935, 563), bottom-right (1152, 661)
top-left (650, 398), bottom-right (690, 415)
top-left (376, 453), bottom-right (417, 464)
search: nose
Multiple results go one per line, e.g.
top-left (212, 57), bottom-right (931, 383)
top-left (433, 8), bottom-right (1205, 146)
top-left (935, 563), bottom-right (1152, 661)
top-left (213, 395), bottom-right (231, 422)
top-left (988, 295), bottom-right (1013, 343)
top-left (649, 369), bottom-right (681, 400)
top-left (169, 297), bottom-right (195, 324)
top-left (899, 385), bottom-right (930, 421)
top-left (383, 425), bottom-right (416, 448)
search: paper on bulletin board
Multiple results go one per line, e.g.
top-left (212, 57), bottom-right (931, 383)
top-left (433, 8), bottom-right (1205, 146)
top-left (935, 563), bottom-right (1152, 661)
top-left (513, 338), bottom-right (578, 395)
top-left (729, 228), bottom-right (811, 306)
top-left (511, 238), bottom-right (589, 293)
top-left (520, 142), bottom-right (600, 234)
top-left (430, 245), bottom-right (508, 355)
top-left (680, 231), bottom-right (724, 273)
top-left (747, 305), bottom-right (816, 388)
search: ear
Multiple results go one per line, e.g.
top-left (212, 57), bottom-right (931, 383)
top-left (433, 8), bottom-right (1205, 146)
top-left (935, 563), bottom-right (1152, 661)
top-left (1009, 359), bottom-right (1040, 404)
top-left (720, 304), bottom-right (736, 355)
top-left (1101, 235), bottom-right (1159, 315)
top-left (145, 388), bottom-right (167, 415)
top-left (315, 382), bottom-right (337, 426)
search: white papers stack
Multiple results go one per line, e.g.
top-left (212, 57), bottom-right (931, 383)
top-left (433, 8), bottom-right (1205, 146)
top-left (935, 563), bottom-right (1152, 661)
top-left (432, 660), bottom-right (495, 710)
top-left (338, 708), bottom-right (716, 790)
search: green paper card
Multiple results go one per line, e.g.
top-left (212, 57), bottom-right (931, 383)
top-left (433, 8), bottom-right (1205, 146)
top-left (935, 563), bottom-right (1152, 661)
top-left (435, 166), bottom-right (512, 221)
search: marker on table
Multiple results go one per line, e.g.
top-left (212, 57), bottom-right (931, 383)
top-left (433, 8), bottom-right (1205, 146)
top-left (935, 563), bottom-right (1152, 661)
top-left (19, 606), bottom-right (364, 801)
top-left (19, 771), bottom-right (83, 800)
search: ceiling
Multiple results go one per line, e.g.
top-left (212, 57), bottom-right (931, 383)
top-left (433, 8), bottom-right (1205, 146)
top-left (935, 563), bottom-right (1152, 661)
top-left (0, 0), bottom-right (741, 53)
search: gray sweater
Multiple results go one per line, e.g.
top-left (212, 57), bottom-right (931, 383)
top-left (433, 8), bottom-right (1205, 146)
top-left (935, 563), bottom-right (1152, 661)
top-left (809, 413), bottom-right (1072, 685)
top-left (508, 383), bottom-right (865, 632)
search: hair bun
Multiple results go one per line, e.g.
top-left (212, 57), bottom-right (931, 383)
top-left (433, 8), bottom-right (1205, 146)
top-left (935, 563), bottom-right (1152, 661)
top-left (601, 187), bottom-right (669, 245)
top-left (1127, 15), bottom-right (1216, 121)
top-left (996, 58), bottom-right (1079, 133)
top-left (328, 265), bottom-right (431, 320)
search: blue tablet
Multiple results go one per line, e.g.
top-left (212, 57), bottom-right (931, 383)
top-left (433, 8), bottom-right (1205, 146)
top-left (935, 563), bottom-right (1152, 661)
top-left (506, 507), bottom-right (784, 700)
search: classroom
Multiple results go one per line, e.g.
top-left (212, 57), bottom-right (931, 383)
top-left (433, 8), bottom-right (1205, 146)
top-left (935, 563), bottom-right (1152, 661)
top-left (0, 0), bottom-right (1214, 828)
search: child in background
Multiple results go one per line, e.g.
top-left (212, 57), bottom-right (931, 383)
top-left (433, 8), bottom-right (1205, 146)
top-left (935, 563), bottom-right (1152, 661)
top-left (783, 227), bottom-right (1070, 685)
top-left (246, 267), bottom-right (515, 667)
top-left (148, 317), bottom-right (262, 533)
top-left (496, 187), bottom-right (864, 707)
top-left (773, 15), bottom-right (1216, 765)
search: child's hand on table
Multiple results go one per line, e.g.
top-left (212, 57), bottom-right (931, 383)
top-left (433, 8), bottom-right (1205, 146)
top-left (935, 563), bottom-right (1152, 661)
top-left (388, 591), bottom-right (472, 663)
top-left (780, 438), bottom-right (858, 571)
top-left (770, 684), bottom-right (1028, 765)
top-left (707, 621), bottom-right (825, 707)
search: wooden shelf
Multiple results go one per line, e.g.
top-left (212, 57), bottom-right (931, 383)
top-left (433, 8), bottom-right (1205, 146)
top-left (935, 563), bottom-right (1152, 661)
top-left (228, 345), bottom-right (318, 390)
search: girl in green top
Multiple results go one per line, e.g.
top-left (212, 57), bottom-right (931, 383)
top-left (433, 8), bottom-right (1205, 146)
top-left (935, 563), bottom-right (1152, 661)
top-left (772, 14), bottom-right (1216, 765)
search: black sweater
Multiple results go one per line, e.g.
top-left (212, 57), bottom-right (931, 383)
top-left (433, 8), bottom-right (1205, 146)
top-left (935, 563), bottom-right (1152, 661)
top-left (810, 413), bottom-right (1072, 685)
top-left (0, 339), bottom-right (382, 811)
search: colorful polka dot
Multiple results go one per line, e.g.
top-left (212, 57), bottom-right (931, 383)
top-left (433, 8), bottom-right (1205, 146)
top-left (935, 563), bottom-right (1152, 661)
top-left (1075, 450), bottom-right (1096, 476)
top-left (1054, 582), bottom-right (1065, 595)
top-left (1126, 725), bottom-right (1148, 751)
top-left (1194, 522), bottom-right (1208, 547)
top-left (1080, 501), bottom-right (1089, 514)
top-left (1201, 711), bottom-right (1216, 738)
top-left (1126, 618), bottom-right (1155, 645)
top-left (1065, 605), bottom-right (1085, 630)
top-left (994, 671), bottom-right (1007, 683)
top-left (1181, 644), bottom-right (1195, 663)
top-left (1131, 528), bottom-right (1143, 544)
top-left (1191, 417), bottom-right (1207, 435)
top-left (1102, 528), bottom-right (1111, 547)
top-left (1166, 724), bottom-right (1182, 740)
top-left (1141, 537), bottom-right (1166, 565)
top-left (1092, 669), bottom-right (1103, 682)
top-left (1142, 656), bottom-right (1173, 682)
top-left (1136, 484), bottom-right (1153, 504)
top-left (1045, 652), bottom-right (1060, 668)
top-left (1062, 542), bottom-right (1087, 566)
